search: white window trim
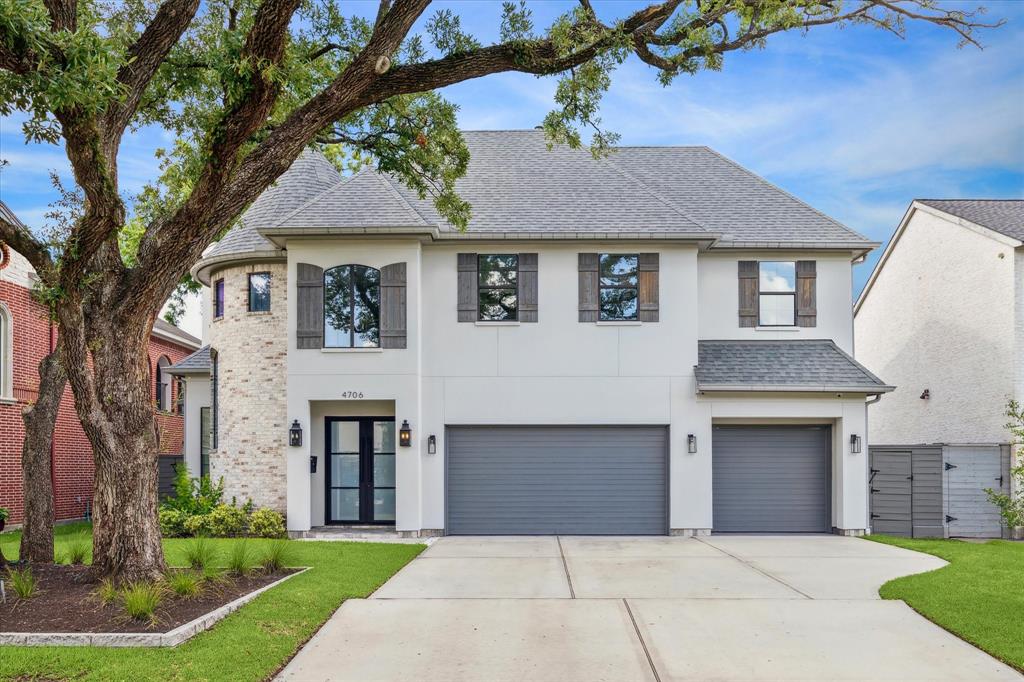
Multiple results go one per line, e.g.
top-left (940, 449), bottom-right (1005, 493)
top-left (0, 302), bottom-right (12, 400)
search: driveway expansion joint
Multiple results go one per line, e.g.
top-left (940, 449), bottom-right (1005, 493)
top-left (556, 536), bottom-right (576, 599)
top-left (696, 537), bottom-right (814, 600)
top-left (623, 598), bottom-right (662, 682)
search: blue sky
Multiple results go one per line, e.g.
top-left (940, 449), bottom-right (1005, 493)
top-left (1, 0), bottom-right (1022, 336)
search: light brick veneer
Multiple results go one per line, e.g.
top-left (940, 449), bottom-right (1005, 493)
top-left (208, 261), bottom-right (288, 513)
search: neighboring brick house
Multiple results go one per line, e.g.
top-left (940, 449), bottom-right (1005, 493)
top-left (0, 201), bottom-right (201, 524)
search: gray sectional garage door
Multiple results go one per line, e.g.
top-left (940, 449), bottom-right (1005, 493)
top-left (713, 425), bottom-right (831, 533)
top-left (446, 426), bottom-right (668, 535)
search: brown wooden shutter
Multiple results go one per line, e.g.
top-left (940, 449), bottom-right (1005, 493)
top-left (638, 253), bottom-right (659, 323)
top-left (738, 261), bottom-right (758, 328)
top-left (518, 253), bottom-right (538, 323)
top-left (380, 262), bottom-right (407, 349)
top-left (578, 253), bottom-right (599, 323)
top-left (457, 253), bottom-right (477, 322)
top-left (296, 263), bottom-right (324, 349)
top-left (796, 260), bottom-right (817, 327)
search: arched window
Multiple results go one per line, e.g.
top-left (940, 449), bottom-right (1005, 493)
top-left (156, 355), bottom-right (172, 411)
top-left (0, 302), bottom-right (11, 400)
top-left (324, 265), bottom-right (380, 348)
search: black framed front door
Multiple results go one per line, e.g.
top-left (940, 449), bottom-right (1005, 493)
top-left (325, 417), bottom-right (396, 524)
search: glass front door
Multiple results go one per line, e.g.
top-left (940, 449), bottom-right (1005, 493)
top-left (326, 417), bottom-right (396, 524)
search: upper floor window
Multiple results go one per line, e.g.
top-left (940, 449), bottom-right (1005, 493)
top-left (0, 302), bottom-right (11, 399)
top-left (214, 279), bottom-right (225, 319)
top-left (248, 272), bottom-right (271, 312)
top-left (758, 261), bottom-right (796, 326)
top-left (599, 254), bottom-right (639, 321)
top-left (478, 255), bottom-right (518, 321)
top-left (155, 355), bottom-right (171, 411)
top-left (324, 265), bottom-right (380, 348)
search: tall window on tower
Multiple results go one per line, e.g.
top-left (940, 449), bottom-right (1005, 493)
top-left (324, 265), bottom-right (380, 348)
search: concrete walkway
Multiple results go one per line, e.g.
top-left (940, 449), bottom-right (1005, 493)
top-left (278, 535), bottom-right (1021, 681)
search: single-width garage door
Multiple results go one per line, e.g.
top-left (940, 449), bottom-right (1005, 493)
top-left (446, 426), bottom-right (668, 535)
top-left (713, 425), bottom-right (831, 533)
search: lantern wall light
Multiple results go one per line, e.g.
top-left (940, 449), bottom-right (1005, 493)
top-left (427, 434), bottom-right (437, 455)
top-left (399, 420), bottom-right (412, 447)
top-left (850, 434), bottom-right (862, 454)
top-left (289, 420), bottom-right (303, 447)
top-left (687, 434), bottom-right (697, 454)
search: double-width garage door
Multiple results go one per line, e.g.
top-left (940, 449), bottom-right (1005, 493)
top-left (713, 425), bottom-right (832, 533)
top-left (446, 426), bottom-right (668, 535)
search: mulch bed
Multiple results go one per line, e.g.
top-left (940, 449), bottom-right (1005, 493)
top-left (0, 563), bottom-right (296, 633)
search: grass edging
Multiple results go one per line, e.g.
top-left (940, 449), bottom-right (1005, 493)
top-left (865, 535), bottom-right (1024, 673)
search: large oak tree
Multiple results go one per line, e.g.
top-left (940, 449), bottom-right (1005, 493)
top-left (0, 0), bottom-right (997, 581)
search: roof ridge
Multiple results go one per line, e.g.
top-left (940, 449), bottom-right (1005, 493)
top-left (270, 171), bottom-right (365, 230)
top-left (602, 153), bottom-right (709, 232)
top-left (824, 339), bottom-right (891, 387)
top-left (372, 172), bottom-right (432, 227)
top-left (699, 146), bottom-right (871, 244)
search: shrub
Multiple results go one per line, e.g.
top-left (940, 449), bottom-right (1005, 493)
top-left (159, 508), bottom-right (189, 537)
top-left (249, 508), bottom-right (286, 538)
top-left (0, 507), bottom-right (9, 523)
top-left (207, 504), bottom-right (247, 537)
top-left (226, 541), bottom-right (257, 576)
top-left (183, 513), bottom-right (214, 537)
top-left (63, 534), bottom-right (91, 565)
top-left (258, 540), bottom-right (293, 573)
top-left (122, 582), bottom-right (163, 622)
top-left (182, 536), bottom-right (218, 570)
top-left (163, 468), bottom-right (224, 516)
top-left (7, 566), bottom-right (37, 599)
top-left (166, 570), bottom-right (203, 599)
top-left (96, 578), bottom-right (118, 606)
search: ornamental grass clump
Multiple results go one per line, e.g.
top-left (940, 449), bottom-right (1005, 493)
top-left (95, 577), bottom-right (118, 606)
top-left (122, 582), bottom-right (163, 622)
top-left (226, 541), bottom-right (257, 576)
top-left (7, 566), bottom-right (37, 599)
top-left (258, 540), bottom-right (293, 574)
top-left (183, 536), bottom-right (218, 571)
top-left (63, 534), bottom-right (91, 565)
top-left (166, 570), bottom-right (203, 599)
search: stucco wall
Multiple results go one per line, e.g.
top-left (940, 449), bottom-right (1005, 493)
top-left (208, 261), bottom-right (288, 512)
top-left (855, 207), bottom-right (1017, 445)
top-left (181, 375), bottom-right (211, 476)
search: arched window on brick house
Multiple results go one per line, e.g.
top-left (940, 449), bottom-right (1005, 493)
top-left (0, 302), bottom-right (11, 400)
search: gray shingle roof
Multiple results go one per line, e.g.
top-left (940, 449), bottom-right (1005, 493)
top-left (205, 150), bottom-right (343, 259)
top-left (152, 318), bottom-right (201, 349)
top-left (917, 199), bottom-right (1024, 242)
top-left (695, 340), bottom-right (893, 393)
top-left (166, 345), bottom-right (211, 374)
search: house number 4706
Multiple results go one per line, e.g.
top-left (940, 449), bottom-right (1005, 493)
top-left (339, 391), bottom-right (364, 399)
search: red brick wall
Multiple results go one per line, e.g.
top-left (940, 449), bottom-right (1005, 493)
top-left (0, 278), bottom-right (195, 524)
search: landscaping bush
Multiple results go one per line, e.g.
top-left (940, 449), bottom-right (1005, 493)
top-left (249, 508), bottom-right (286, 538)
top-left (166, 570), bottom-right (203, 599)
top-left (164, 468), bottom-right (224, 516)
top-left (159, 508), bottom-right (189, 537)
top-left (207, 504), bottom-right (247, 537)
top-left (183, 513), bottom-right (214, 537)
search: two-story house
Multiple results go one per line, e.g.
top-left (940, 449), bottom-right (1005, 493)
top-left (855, 200), bottom-right (1023, 538)
top-left (181, 130), bottom-right (891, 537)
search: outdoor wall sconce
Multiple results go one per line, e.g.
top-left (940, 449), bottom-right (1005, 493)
top-left (687, 434), bottom-right (697, 454)
top-left (399, 420), bottom-right (412, 447)
top-left (427, 434), bottom-right (437, 455)
top-left (289, 420), bottom-right (303, 447)
top-left (850, 434), bottom-right (862, 454)
top-left (309, 455), bottom-right (318, 474)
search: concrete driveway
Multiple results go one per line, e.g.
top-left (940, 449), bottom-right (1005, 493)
top-left (278, 535), bottom-right (1021, 681)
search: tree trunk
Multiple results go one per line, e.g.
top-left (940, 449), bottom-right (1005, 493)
top-left (18, 351), bottom-right (66, 564)
top-left (58, 302), bottom-right (166, 582)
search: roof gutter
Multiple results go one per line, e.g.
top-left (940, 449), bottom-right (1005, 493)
top-left (192, 249), bottom-right (287, 286)
top-left (695, 383), bottom-right (896, 395)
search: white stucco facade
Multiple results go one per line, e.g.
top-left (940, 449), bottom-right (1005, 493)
top-left (263, 239), bottom-right (875, 535)
top-left (855, 202), bottom-right (1021, 445)
top-left (179, 375), bottom-right (211, 477)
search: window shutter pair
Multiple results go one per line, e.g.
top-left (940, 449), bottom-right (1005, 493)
top-left (296, 262), bottom-right (408, 349)
top-left (457, 253), bottom-right (539, 323)
top-left (578, 253), bottom-right (660, 323)
top-left (736, 260), bottom-right (817, 327)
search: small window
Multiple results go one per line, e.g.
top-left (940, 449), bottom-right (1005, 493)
top-left (248, 272), bottom-right (271, 312)
top-left (155, 355), bottom-right (171, 411)
top-left (758, 261), bottom-right (796, 326)
top-left (174, 376), bottom-right (185, 415)
top-left (478, 255), bottom-right (518, 321)
top-left (214, 279), bottom-right (225, 319)
top-left (200, 406), bottom-right (212, 478)
top-left (210, 349), bottom-right (219, 450)
top-left (324, 265), bottom-right (380, 348)
top-left (598, 254), bottom-right (639, 321)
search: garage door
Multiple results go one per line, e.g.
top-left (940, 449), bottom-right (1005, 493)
top-left (713, 425), bottom-right (831, 533)
top-left (446, 426), bottom-right (668, 535)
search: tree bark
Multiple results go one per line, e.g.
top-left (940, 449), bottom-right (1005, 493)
top-left (18, 351), bottom-right (65, 564)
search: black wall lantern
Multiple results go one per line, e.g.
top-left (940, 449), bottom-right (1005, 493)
top-left (427, 434), bottom-right (437, 455)
top-left (850, 434), bottom-right (862, 454)
top-left (289, 420), bottom-right (303, 447)
top-left (687, 434), bottom-right (697, 454)
top-left (399, 420), bottom-right (412, 447)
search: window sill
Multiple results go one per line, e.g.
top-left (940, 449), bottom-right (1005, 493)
top-left (320, 347), bottom-right (384, 354)
top-left (213, 316), bottom-right (224, 323)
top-left (247, 310), bottom-right (272, 316)
top-left (595, 321), bottom-right (642, 326)
top-left (474, 321), bottom-right (520, 327)
top-left (0, 396), bottom-right (16, 405)
top-left (754, 326), bottom-right (799, 332)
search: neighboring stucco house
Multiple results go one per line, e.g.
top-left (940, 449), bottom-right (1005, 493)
top-left (855, 199), bottom-right (1023, 538)
top-left (184, 130), bottom-right (891, 537)
top-left (0, 201), bottom-right (202, 523)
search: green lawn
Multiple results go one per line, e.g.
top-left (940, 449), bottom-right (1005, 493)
top-left (866, 535), bottom-right (1024, 672)
top-left (0, 526), bottom-right (423, 681)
